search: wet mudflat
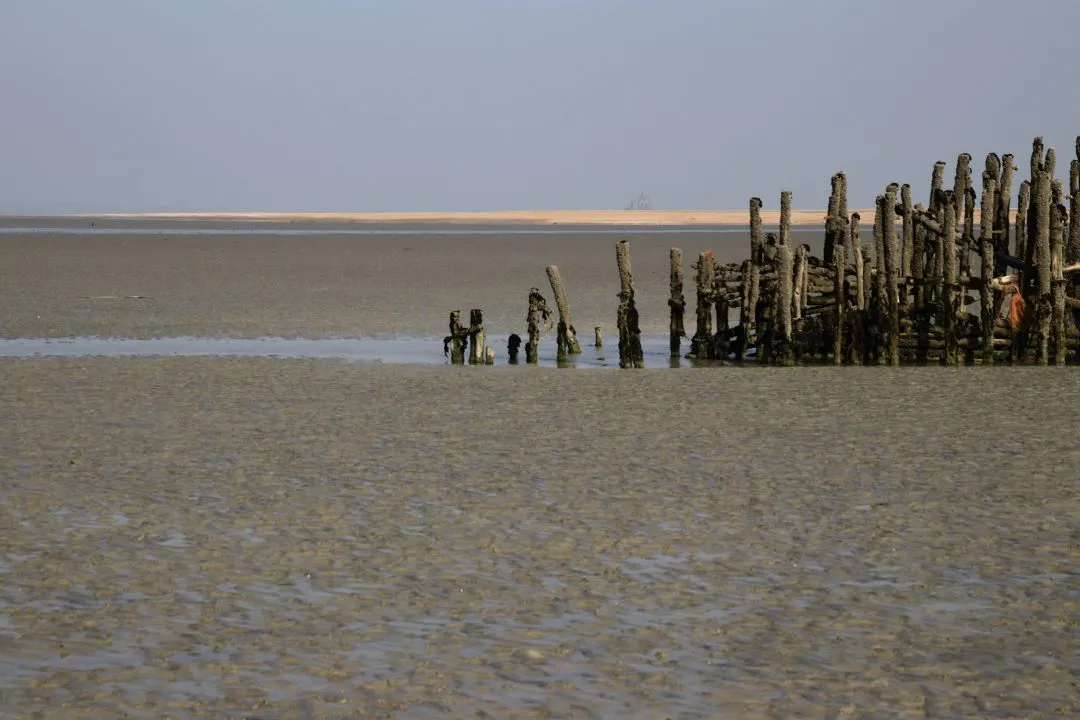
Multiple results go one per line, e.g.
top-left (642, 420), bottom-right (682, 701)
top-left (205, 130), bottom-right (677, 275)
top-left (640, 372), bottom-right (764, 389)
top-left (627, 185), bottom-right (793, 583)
top-left (2, 358), bottom-right (1078, 718)
top-left (0, 228), bottom-right (828, 341)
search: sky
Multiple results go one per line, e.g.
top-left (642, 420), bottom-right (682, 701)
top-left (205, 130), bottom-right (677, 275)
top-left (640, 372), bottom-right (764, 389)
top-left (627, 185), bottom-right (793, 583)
top-left (1, 0), bottom-right (1078, 213)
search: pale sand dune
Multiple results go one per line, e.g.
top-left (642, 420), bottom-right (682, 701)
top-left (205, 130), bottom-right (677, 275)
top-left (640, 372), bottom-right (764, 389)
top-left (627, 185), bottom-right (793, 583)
top-left (78, 209), bottom-right (846, 226)
top-left (75, 208), bottom-right (1016, 226)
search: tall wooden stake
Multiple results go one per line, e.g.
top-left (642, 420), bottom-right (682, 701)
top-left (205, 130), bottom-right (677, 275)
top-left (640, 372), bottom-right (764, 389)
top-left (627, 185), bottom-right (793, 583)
top-left (616, 240), bottom-right (644, 368)
top-left (669, 248), bottom-right (685, 357)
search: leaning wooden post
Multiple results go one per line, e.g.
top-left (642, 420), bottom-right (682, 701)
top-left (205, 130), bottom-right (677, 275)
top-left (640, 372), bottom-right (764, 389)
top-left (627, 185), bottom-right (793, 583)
top-left (775, 242), bottom-right (794, 366)
top-left (980, 169), bottom-right (997, 364)
top-left (1035, 167), bottom-right (1052, 366)
top-left (942, 191), bottom-right (959, 366)
top-left (689, 251), bottom-right (714, 358)
top-left (881, 187), bottom-right (901, 365)
top-left (668, 248), bottom-right (685, 357)
top-left (1050, 201), bottom-right (1067, 365)
top-left (616, 240), bottom-right (644, 368)
top-left (792, 243), bottom-right (806, 323)
top-left (545, 265), bottom-right (582, 358)
top-left (448, 310), bottom-right (466, 364)
top-left (526, 287), bottom-right (550, 364)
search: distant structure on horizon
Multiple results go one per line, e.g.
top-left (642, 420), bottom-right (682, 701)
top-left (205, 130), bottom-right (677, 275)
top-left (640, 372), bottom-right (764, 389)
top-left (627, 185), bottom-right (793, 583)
top-left (626, 190), bottom-right (654, 211)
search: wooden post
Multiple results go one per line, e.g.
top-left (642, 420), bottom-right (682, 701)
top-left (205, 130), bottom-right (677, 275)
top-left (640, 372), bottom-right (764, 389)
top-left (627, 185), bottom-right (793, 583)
top-left (852, 213), bottom-right (865, 311)
top-left (526, 287), bottom-right (550, 364)
top-left (980, 168), bottom-right (997, 364)
top-left (881, 187), bottom-right (901, 365)
top-left (1026, 138), bottom-right (1046, 298)
top-left (1051, 201), bottom-right (1067, 365)
top-left (901, 184), bottom-right (914, 292)
top-left (447, 310), bottom-right (466, 364)
top-left (546, 265), bottom-right (582, 358)
top-left (776, 242), bottom-right (794, 366)
top-left (1036, 167), bottom-right (1052, 366)
top-left (616, 240), bottom-right (644, 368)
top-left (668, 248), bottom-right (685, 357)
top-left (1068, 144), bottom-right (1080, 334)
top-left (942, 191), bottom-right (959, 366)
top-left (745, 197), bottom-right (764, 357)
top-left (825, 172), bottom-right (846, 266)
top-left (995, 154), bottom-right (1015, 276)
top-left (930, 161), bottom-right (947, 211)
top-left (779, 190), bottom-right (792, 248)
top-left (850, 213), bottom-right (865, 364)
top-left (792, 243), bottom-right (806, 322)
top-left (594, 326), bottom-right (603, 348)
top-left (861, 245), bottom-right (874, 365)
top-left (690, 251), bottom-right (714, 358)
top-left (1016, 180), bottom-right (1031, 293)
top-left (833, 232), bottom-right (846, 365)
top-left (468, 309), bottom-right (485, 365)
top-left (485, 346), bottom-right (495, 365)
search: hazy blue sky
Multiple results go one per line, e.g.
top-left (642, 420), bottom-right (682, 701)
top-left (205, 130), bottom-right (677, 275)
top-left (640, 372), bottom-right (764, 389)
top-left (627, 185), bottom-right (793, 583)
top-left (1, 0), bottom-right (1078, 213)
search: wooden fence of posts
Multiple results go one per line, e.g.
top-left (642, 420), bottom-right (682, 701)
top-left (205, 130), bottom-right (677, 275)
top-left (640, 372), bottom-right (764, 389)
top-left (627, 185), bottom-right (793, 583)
top-left (444, 136), bottom-right (1080, 367)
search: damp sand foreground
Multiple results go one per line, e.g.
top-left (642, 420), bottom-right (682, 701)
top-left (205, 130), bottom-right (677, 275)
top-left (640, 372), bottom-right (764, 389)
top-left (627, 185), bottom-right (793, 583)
top-left (0, 225), bottom-right (1078, 717)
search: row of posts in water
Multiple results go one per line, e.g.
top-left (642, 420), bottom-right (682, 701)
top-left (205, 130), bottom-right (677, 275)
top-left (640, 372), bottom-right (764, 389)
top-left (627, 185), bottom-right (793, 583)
top-left (447, 135), bottom-right (1080, 367)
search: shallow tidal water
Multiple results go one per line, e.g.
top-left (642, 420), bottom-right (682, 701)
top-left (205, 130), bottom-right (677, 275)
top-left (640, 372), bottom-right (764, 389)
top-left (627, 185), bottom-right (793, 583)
top-left (2, 357), bottom-right (1078, 718)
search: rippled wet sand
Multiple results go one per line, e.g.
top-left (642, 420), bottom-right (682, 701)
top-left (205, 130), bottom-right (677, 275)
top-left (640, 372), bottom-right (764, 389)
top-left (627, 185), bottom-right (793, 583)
top-left (2, 358), bottom-right (1078, 717)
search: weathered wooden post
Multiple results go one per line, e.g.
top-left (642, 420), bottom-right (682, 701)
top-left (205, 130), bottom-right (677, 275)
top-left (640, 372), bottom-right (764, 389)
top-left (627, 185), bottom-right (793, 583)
top-left (1068, 143), bottom-right (1080, 332)
top-left (1035, 166), bottom-right (1052, 365)
top-left (901, 184), bottom-right (914, 301)
top-left (825, 172), bottom-right (846, 266)
top-left (594, 326), bottom-right (603, 348)
top-left (1026, 138), bottom-right (1046, 296)
top-left (1016, 180), bottom-right (1031, 291)
top-left (861, 246), bottom-right (874, 364)
top-left (852, 213), bottom-right (865, 312)
top-left (942, 191), bottom-right (959, 366)
top-left (833, 229), bottom-right (846, 365)
top-left (776, 242), bottom-right (794, 366)
top-left (616, 240), bottom-right (644, 368)
top-left (792, 244), bottom-right (807, 322)
top-left (744, 198), bottom-right (764, 358)
top-left (545, 265), bottom-right (582, 359)
top-left (689, 251), bottom-right (714, 358)
top-left (668, 248), bottom-right (685, 357)
top-left (779, 190), bottom-right (792, 248)
top-left (1051, 201), bottom-right (1067, 365)
top-left (468, 309), bottom-right (485, 365)
top-left (485, 346), bottom-right (495, 365)
top-left (995, 154), bottom-right (1015, 276)
top-left (849, 213), bottom-right (865, 364)
top-left (526, 287), bottom-right (550, 364)
top-left (447, 310), bottom-right (466, 364)
top-left (980, 168), bottom-right (997, 364)
top-left (881, 187), bottom-right (900, 365)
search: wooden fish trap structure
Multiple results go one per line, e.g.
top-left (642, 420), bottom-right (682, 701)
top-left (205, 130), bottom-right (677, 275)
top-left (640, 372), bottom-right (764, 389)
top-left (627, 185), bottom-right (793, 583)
top-left (446, 136), bottom-right (1080, 368)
